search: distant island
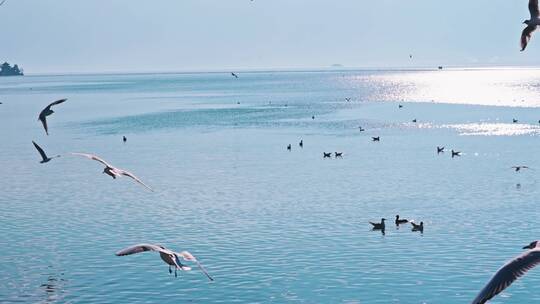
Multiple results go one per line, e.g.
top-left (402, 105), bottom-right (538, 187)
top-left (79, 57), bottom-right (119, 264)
top-left (0, 62), bottom-right (24, 76)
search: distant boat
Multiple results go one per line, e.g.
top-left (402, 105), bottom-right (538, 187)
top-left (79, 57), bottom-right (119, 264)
top-left (0, 62), bottom-right (23, 76)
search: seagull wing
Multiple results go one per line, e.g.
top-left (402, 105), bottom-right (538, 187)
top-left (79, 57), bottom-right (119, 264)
top-left (32, 141), bottom-right (48, 161)
top-left (115, 244), bottom-right (169, 256)
top-left (71, 152), bottom-right (113, 168)
top-left (38, 115), bottom-right (49, 135)
top-left (471, 249), bottom-right (540, 304)
top-left (115, 168), bottom-right (154, 191)
top-left (47, 98), bottom-right (68, 109)
top-left (521, 25), bottom-right (538, 51)
top-left (179, 251), bottom-right (214, 281)
top-left (530, 0), bottom-right (539, 19)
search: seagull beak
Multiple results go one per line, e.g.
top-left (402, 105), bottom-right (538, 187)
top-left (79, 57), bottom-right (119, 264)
top-left (523, 244), bottom-right (533, 249)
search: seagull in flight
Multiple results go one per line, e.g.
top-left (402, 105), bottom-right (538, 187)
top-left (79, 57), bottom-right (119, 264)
top-left (472, 241), bottom-right (540, 304)
top-left (38, 98), bottom-right (67, 135)
top-left (521, 0), bottom-right (540, 51)
top-left (32, 141), bottom-right (60, 163)
top-left (116, 244), bottom-right (213, 281)
top-left (71, 152), bottom-right (153, 191)
top-left (511, 166), bottom-right (530, 172)
top-left (231, 72), bottom-right (239, 78)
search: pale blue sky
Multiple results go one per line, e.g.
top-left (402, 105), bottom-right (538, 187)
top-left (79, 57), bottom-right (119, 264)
top-left (0, 1), bottom-right (538, 74)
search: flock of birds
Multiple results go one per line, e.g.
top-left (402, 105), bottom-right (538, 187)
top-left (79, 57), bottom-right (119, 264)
top-left (5, 0), bottom-right (540, 302)
top-left (369, 215), bottom-right (424, 235)
top-left (31, 98), bottom-right (212, 280)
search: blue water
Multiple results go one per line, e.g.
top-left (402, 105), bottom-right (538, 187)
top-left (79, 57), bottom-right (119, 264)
top-left (1, 69), bottom-right (540, 303)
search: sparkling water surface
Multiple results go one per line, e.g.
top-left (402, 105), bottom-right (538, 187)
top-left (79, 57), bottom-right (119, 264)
top-left (1, 69), bottom-right (540, 303)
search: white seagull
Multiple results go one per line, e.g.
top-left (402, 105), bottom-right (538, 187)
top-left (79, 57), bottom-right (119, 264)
top-left (115, 244), bottom-right (214, 281)
top-left (38, 98), bottom-right (67, 135)
top-left (472, 241), bottom-right (540, 304)
top-left (71, 152), bottom-right (153, 191)
top-left (521, 0), bottom-right (540, 51)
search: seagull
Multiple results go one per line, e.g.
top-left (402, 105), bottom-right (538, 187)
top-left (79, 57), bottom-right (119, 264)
top-left (521, 0), bottom-right (540, 51)
top-left (395, 215), bottom-right (408, 225)
top-left (398, 104), bottom-right (403, 108)
top-left (412, 119), bottom-right (417, 123)
top-left (513, 118), bottom-right (519, 123)
top-left (511, 166), bottom-right (530, 172)
top-left (471, 241), bottom-right (540, 304)
top-left (323, 152), bottom-right (332, 158)
top-left (38, 99), bottom-right (67, 135)
top-left (358, 126), bottom-right (365, 132)
top-left (123, 136), bottom-right (127, 143)
top-left (71, 152), bottom-right (153, 191)
top-left (345, 97), bottom-right (351, 102)
top-left (411, 221), bottom-right (424, 232)
top-left (32, 141), bottom-right (60, 163)
top-left (451, 150), bottom-right (461, 158)
top-left (115, 244), bottom-right (213, 281)
top-left (287, 144), bottom-right (291, 151)
top-left (231, 72), bottom-right (238, 78)
top-left (437, 146), bottom-right (445, 154)
top-left (299, 140), bottom-right (303, 148)
top-left (370, 218), bottom-right (386, 230)
top-left (372, 136), bottom-right (380, 142)
top-left (334, 152), bottom-right (343, 158)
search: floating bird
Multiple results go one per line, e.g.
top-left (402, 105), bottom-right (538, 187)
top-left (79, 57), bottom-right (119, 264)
top-left (398, 104), bottom-right (403, 108)
top-left (323, 152), bottom-right (332, 158)
top-left (71, 153), bottom-right (153, 191)
top-left (231, 72), bottom-right (238, 78)
top-left (370, 218), bottom-right (386, 230)
top-left (521, 0), bottom-right (540, 51)
top-left (123, 136), bottom-right (127, 143)
top-left (372, 136), bottom-right (380, 142)
top-left (513, 118), bottom-right (518, 123)
top-left (411, 221), bottom-right (424, 232)
top-left (412, 119), bottom-right (417, 123)
top-left (287, 144), bottom-right (291, 151)
top-left (312, 115), bottom-right (315, 120)
top-left (395, 215), bottom-right (408, 225)
top-left (409, 54), bottom-right (413, 59)
top-left (345, 97), bottom-right (351, 102)
top-left (437, 146), bottom-right (445, 154)
top-left (451, 150), bottom-right (461, 158)
top-left (32, 141), bottom-right (60, 164)
top-left (511, 166), bottom-right (530, 172)
top-left (38, 98), bottom-right (67, 135)
top-left (471, 241), bottom-right (540, 304)
top-left (335, 152), bottom-right (343, 158)
top-left (115, 244), bottom-right (213, 281)
top-left (299, 140), bottom-right (303, 148)
top-left (358, 126), bottom-right (365, 132)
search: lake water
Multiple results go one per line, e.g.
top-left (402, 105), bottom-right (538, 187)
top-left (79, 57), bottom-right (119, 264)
top-left (1, 69), bottom-right (540, 303)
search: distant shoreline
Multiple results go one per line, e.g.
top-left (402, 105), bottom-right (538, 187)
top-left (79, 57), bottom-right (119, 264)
top-left (15, 66), bottom-right (540, 77)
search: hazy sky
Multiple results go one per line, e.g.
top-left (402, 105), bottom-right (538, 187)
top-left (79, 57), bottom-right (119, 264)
top-left (1, 1), bottom-right (539, 74)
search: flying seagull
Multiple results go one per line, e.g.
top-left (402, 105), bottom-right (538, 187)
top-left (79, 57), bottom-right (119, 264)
top-left (511, 166), bottom-right (530, 172)
top-left (32, 141), bottom-right (60, 163)
top-left (116, 244), bottom-right (213, 281)
top-left (231, 72), bottom-right (239, 78)
top-left (38, 98), bottom-right (67, 135)
top-left (372, 136), bottom-right (380, 142)
top-left (471, 241), bottom-right (540, 304)
top-left (521, 0), bottom-right (540, 51)
top-left (437, 146), bottom-right (445, 154)
top-left (451, 150), bottom-right (461, 158)
top-left (71, 152), bottom-right (153, 191)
